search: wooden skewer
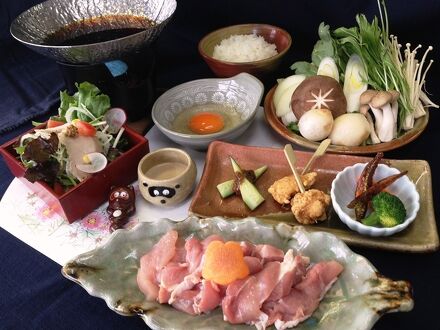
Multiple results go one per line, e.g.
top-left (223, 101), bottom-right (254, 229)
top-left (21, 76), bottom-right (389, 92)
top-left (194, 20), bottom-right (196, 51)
top-left (283, 144), bottom-right (306, 194)
top-left (301, 138), bottom-right (331, 175)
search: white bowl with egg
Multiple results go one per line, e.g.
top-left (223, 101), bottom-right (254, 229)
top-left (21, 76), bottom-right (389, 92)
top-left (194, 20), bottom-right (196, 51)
top-left (331, 163), bottom-right (420, 237)
top-left (151, 73), bottom-right (264, 150)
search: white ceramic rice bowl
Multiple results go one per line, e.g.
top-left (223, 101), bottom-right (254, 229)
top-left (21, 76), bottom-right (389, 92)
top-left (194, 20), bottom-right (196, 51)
top-left (331, 163), bottom-right (420, 237)
top-left (151, 73), bottom-right (264, 150)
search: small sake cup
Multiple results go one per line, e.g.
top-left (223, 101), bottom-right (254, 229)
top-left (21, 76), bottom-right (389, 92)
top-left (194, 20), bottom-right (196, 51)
top-left (138, 148), bottom-right (197, 206)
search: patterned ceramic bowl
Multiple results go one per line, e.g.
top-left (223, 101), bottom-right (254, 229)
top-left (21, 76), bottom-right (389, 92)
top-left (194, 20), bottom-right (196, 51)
top-left (151, 73), bottom-right (264, 150)
top-left (331, 163), bottom-right (420, 237)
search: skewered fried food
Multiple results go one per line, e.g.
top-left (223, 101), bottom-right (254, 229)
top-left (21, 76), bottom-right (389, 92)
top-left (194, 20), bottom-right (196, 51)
top-left (268, 172), bottom-right (317, 205)
top-left (291, 189), bottom-right (331, 224)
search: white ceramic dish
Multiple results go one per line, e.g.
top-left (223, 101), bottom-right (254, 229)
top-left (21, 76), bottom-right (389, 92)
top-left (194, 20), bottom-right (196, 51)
top-left (62, 216), bottom-right (413, 330)
top-left (331, 163), bottom-right (420, 237)
top-left (151, 73), bottom-right (264, 150)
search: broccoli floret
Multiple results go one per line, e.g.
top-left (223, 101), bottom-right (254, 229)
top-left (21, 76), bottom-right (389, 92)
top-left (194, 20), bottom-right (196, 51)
top-left (361, 192), bottom-right (406, 227)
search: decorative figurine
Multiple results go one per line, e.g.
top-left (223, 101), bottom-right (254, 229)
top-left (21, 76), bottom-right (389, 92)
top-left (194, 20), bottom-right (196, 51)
top-left (107, 185), bottom-right (136, 232)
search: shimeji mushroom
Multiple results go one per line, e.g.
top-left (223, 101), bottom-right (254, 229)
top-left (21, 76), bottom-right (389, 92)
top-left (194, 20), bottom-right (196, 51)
top-left (365, 113), bottom-right (381, 144)
top-left (359, 90), bottom-right (399, 143)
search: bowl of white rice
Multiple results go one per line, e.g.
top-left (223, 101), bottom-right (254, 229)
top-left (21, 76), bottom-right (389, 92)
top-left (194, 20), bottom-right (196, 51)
top-left (198, 24), bottom-right (291, 78)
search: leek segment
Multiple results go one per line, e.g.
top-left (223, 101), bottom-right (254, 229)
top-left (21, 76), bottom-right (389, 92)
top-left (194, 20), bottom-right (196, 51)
top-left (343, 54), bottom-right (368, 113)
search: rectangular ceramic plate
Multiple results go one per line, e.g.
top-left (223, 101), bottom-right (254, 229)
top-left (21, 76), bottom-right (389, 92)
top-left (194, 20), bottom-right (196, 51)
top-left (189, 141), bottom-right (439, 253)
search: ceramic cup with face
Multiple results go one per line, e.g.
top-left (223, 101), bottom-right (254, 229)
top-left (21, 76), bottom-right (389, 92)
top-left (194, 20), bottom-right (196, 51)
top-left (138, 148), bottom-right (197, 206)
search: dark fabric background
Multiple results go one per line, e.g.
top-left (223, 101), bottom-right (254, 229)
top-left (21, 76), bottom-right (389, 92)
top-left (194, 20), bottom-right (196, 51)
top-left (1, 0), bottom-right (439, 329)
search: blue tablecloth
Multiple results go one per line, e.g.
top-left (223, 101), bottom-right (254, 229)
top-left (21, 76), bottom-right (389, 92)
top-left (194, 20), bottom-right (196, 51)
top-left (1, 1), bottom-right (439, 329)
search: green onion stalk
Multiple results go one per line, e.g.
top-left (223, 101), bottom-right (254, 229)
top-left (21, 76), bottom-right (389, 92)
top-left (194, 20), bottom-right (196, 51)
top-left (334, 0), bottom-right (438, 131)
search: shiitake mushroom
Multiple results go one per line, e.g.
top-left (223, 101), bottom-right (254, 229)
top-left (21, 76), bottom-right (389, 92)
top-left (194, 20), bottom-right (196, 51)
top-left (290, 76), bottom-right (347, 120)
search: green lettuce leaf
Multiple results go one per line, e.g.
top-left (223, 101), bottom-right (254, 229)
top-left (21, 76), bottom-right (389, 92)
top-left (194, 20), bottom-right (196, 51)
top-left (58, 82), bottom-right (111, 122)
top-left (290, 61), bottom-right (317, 76)
top-left (287, 122), bottom-right (300, 134)
top-left (291, 22), bottom-right (339, 76)
top-left (59, 90), bottom-right (76, 118)
top-left (311, 23), bottom-right (336, 65)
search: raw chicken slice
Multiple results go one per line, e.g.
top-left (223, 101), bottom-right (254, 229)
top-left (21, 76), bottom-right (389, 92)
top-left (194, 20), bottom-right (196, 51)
top-left (240, 241), bottom-right (255, 256)
top-left (157, 263), bottom-right (188, 303)
top-left (240, 241), bottom-right (285, 264)
top-left (170, 238), bottom-right (187, 263)
top-left (169, 235), bottom-right (223, 306)
top-left (185, 237), bottom-right (204, 273)
top-left (194, 280), bottom-right (223, 314)
top-left (222, 262), bottom-right (281, 328)
top-left (244, 256), bottom-right (263, 275)
top-left (137, 230), bottom-right (178, 301)
top-left (171, 289), bottom-right (199, 315)
top-left (264, 260), bottom-right (344, 330)
top-left (172, 280), bottom-right (223, 315)
top-left (168, 270), bottom-right (202, 304)
top-left (255, 244), bottom-right (285, 263)
top-left (160, 263), bottom-right (189, 289)
top-left (157, 286), bottom-right (171, 304)
top-left (137, 230), bottom-right (343, 329)
top-left (267, 251), bottom-right (310, 302)
top-left (157, 239), bottom-right (189, 303)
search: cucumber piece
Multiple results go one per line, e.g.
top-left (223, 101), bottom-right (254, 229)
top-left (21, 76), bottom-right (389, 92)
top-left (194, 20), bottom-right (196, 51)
top-left (217, 180), bottom-right (235, 198)
top-left (254, 165), bottom-right (268, 178)
top-left (240, 178), bottom-right (265, 210)
top-left (216, 165), bottom-right (267, 198)
top-left (230, 158), bottom-right (265, 210)
top-left (230, 157), bottom-right (242, 174)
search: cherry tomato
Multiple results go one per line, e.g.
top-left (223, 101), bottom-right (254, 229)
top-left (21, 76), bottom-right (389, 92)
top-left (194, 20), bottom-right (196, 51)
top-left (47, 118), bottom-right (65, 128)
top-left (74, 120), bottom-right (96, 136)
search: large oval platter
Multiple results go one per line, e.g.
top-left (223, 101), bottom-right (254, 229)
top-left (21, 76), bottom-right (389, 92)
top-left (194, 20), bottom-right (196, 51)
top-left (264, 85), bottom-right (429, 155)
top-left (62, 216), bottom-right (413, 329)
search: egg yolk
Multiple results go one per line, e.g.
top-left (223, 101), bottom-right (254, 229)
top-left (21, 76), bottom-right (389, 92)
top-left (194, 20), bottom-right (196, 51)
top-left (188, 112), bottom-right (224, 134)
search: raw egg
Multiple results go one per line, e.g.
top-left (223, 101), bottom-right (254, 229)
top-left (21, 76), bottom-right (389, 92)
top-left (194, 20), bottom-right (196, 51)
top-left (188, 112), bottom-right (225, 134)
top-left (171, 104), bottom-right (242, 135)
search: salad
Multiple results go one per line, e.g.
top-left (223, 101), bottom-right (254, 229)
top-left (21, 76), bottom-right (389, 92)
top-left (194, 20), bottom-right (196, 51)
top-left (14, 82), bottom-right (128, 191)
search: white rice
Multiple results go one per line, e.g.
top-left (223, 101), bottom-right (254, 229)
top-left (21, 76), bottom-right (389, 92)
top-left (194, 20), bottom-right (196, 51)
top-left (212, 34), bottom-right (278, 63)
